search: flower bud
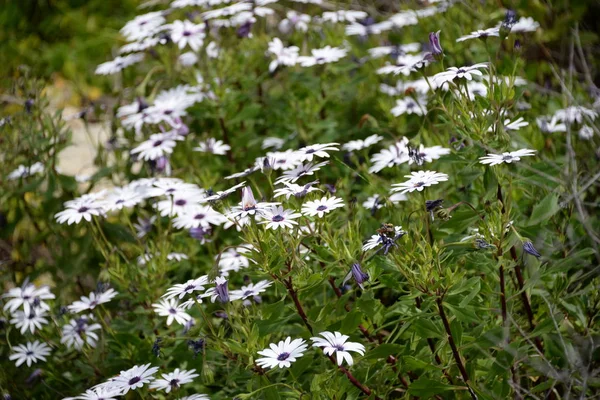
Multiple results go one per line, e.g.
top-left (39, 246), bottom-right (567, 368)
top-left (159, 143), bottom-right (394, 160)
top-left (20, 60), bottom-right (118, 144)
top-left (429, 31), bottom-right (443, 60)
top-left (523, 241), bottom-right (541, 258)
top-left (500, 9), bottom-right (517, 38)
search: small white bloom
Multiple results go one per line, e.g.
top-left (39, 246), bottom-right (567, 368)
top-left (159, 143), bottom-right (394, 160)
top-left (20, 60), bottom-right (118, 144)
top-left (95, 53), bottom-right (144, 75)
top-left (10, 309), bottom-right (49, 334)
top-left (536, 116), bottom-right (566, 133)
top-left (267, 38), bottom-right (299, 72)
top-left (311, 331), bottom-right (365, 366)
top-left (554, 106), bottom-right (598, 124)
top-left (152, 299), bottom-right (193, 326)
top-left (279, 11), bottom-right (311, 33)
top-left (55, 198), bottom-right (106, 225)
top-left (256, 337), bottom-right (308, 369)
top-left (100, 363), bottom-right (159, 394)
top-left (275, 161), bottom-right (328, 184)
top-left (103, 187), bottom-right (145, 212)
top-left (368, 138), bottom-right (410, 173)
top-left (342, 134), bottom-right (384, 152)
top-left (390, 171), bottom-right (449, 194)
top-left (163, 276), bottom-right (209, 300)
top-left (432, 63), bottom-right (489, 87)
top-left (362, 195), bottom-right (385, 211)
top-left (9, 340), bottom-right (51, 367)
top-left (297, 46), bottom-right (347, 67)
top-left (61, 315), bottom-right (102, 350)
top-left (3, 282), bottom-right (55, 315)
top-left (169, 20), bottom-right (205, 52)
top-left (273, 181), bottom-right (322, 199)
top-left (301, 196), bottom-right (344, 218)
top-left (456, 27), bottom-right (500, 42)
top-left (579, 125), bottom-right (595, 140)
top-left (230, 280), bottom-right (272, 301)
top-left (179, 52), bottom-right (199, 66)
top-left (259, 206), bottom-right (302, 230)
top-left (172, 205), bottom-right (228, 229)
top-left (217, 246), bottom-right (255, 276)
top-left (68, 288), bottom-right (118, 313)
top-left (391, 97), bottom-right (427, 116)
top-left (511, 17), bottom-right (540, 33)
top-left (194, 138), bottom-right (231, 155)
top-left (7, 162), bottom-right (44, 180)
top-left (131, 132), bottom-right (180, 161)
top-left (479, 149), bottom-right (536, 166)
top-left (321, 10), bottom-right (367, 23)
top-left (121, 12), bottom-right (165, 41)
top-left (150, 368), bottom-right (199, 393)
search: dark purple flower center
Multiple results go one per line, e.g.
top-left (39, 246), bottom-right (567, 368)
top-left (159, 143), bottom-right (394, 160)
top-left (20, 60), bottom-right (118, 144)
top-left (457, 68), bottom-right (466, 74)
top-left (128, 376), bottom-right (141, 386)
top-left (185, 284), bottom-right (196, 292)
top-left (335, 345), bottom-right (345, 351)
top-left (26, 351), bottom-right (34, 356)
top-left (116, 199), bottom-right (125, 204)
top-left (166, 188), bottom-right (176, 193)
top-left (194, 214), bottom-right (206, 220)
top-left (175, 199), bottom-right (187, 206)
top-left (170, 378), bottom-right (180, 388)
top-left (78, 206), bottom-right (89, 213)
top-left (183, 31), bottom-right (192, 36)
top-left (243, 290), bottom-right (254, 297)
top-left (413, 181), bottom-right (425, 188)
top-left (153, 140), bottom-right (163, 147)
top-left (502, 155), bottom-right (513, 161)
top-left (169, 308), bottom-right (177, 314)
top-left (272, 215), bottom-right (285, 222)
top-left (277, 352), bottom-right (290, 361)
top-left (316, 205), bottom-right (328, 211)
top-left (305, 149), bottom-right (316, 154)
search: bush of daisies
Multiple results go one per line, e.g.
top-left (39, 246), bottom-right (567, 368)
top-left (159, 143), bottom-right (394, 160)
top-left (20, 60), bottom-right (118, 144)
top-left (2, 0), bottom-right (600, 399)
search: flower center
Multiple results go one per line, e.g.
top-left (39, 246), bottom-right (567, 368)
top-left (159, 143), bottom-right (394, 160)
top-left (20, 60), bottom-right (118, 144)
top-left (169, 308), bottom-right (177, 314)
top-left (272, 215), bottom-right (285, 222)
top-left (502, 155), bottom-right (513, 161)
top-left (175, 199), bottom-right (187, 206)
top-left (185, 284), bottom-right (196, 292)
top-left (153, 140), bottom-right (163, 147)
top-left (183, 31), bottom-right (192, 37)
top-left (316, 205), bottom-right (328, 211)
top-left (26, 351), bottom-right (34, 356)
top-left (335, 345), bottom-right (345, 351)
top-left (128, 376), bottom-right (141, 386)
top-left (457, 68), bottom-right (466, 74)
top-left (170, 378), bottom-right (180, 388)
top-left (305, 149), bottom-right (316, 154)
top-left (78, 206), bottom-right (89, 213)
top-left (194, 214), bottom-right (206, 220)
top-left (277, 352), bottom-right (290, 361)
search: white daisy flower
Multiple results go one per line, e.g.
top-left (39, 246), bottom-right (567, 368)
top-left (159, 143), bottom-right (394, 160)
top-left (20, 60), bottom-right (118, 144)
top-left (55, 198), bottom-right (106, 225)
top-left (95, 53), bottom-right (144, 75)
top-left (7, 162), bottom-right (44, 180)
top-left (297, 46), bottom-right (347, 67)
top-left (279, 11), bottom-right (311, 33)
top-left (489, 117), bottom-right (529, 132)
top-left (408, 144), bottom-right (451, 166)
top-left (62, 387), bottom-right (122, 400)
top-left (579, 125), bottom-right (595, 140)
top-left (217, 246), bottom-right (255, 276)
top-left (263, 149), bottom-right (302, 170)
top-left (362, 195), bottom-right (385, 211)
top-left (179, 51), bottom-right (199, 66)
top-left (273, 181), bottom-right (322, 199)
top-left (536, 116), bottom-right (566, 133)
top-left (131, 132), bottom-right (180, 161)
top-left (456, 27), bottom-right (500, 42)
top-left (61, 315), bottom-right (102, 350)
top-left (153, 298), bottom-right (192, 326)
top-left (155, 192), bottom-right (206, 217)
top-left (145, 178), bottom-right (204, 198)
top-left (68, 288), bottom-right (118, 313)
top-left (204, 181), bottom-right (246, 202)
top-left (194, 138), bottom-right (231, 155)
top-left (10, 309), bottom-right (49, 334)
top-left (172, 205), bottom-right (228, 229)
top-left (180, 395), bottom-right (210, 400)
top-left (275, 161), bottom-right (328, 184)
top-left (9, 340), bottom-right (51, 367)
top-left (2, 282), bottom-right (55, 315)
top-left (311, 331), bottom-right (365, 366)
top-left (390, 170), bottom-right (449, 194)
top-left (167, 252), bottom-right (189, 262)
top-left (368, 138), bottom-right (410, 173)
top-left (479, 149), bottom-right (536, 166)
top-left (295, 143), bottom-right (340, 162)
top-left (150, 368), bottom-right (199, 393)
top-left (259, 206), bottom-right (302, 230)
top-left (120, 11), bottom-right (165, 41)
top-left (511, 17), bottom-right (540, 33)
top-left (342, 134), bottom-right (384, 152)
top-left (256, 337), bottom-right (308, 369)
top-left (163, 276), bottom-right (209, 300)
top-left (363, 226), bottom-right (405, 251)
top-left (391, 97), bottom-right (427, 116)
top-left (388, 10), bottom-right (419, 28)
top-left (120, 37), bottom-right (161, 54)
top-left (230, 280), bottom-right (273, 301)
top-left (169, 20), bottom-right (205, 52)
top-left (432, 63), bottom-right (489, 87)
top-left (389, 192), bottom-right (408, 203)
top-left (224, 166), bottom-right (260, 180)
top-left (101, 363), bottom-right (159, 394)
top-left (262, 137), bottom-right (285, 150)
top-left (321, 10), bottom-right (368, 23)
top-left (301, 196), bottom-right (344, 218)
top-left (554, 106), bottom-right (598, 124)
top-left (267, 38), bottom-right (299, 73)
top-left (228, 186), bottom-right (280, 220)
top-left (103, 187), bottom-right (145, 212)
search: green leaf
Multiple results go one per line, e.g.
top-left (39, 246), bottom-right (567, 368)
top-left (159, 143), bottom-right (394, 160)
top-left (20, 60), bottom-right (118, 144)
top-left (527, 193), bottom-right (560, 226)
top-left (363, 344), bottom-right (403, 360)
top-left (408, 377), bottom-right (459, 397)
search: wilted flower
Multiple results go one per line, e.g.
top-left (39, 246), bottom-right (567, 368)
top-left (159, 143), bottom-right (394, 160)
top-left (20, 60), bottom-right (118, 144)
top-left (523, 241), bottom-right (541, 258)
top-left (343, 263), bottom-right (369, 290)
top-left (429, 31), bottom-right (443, 58)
